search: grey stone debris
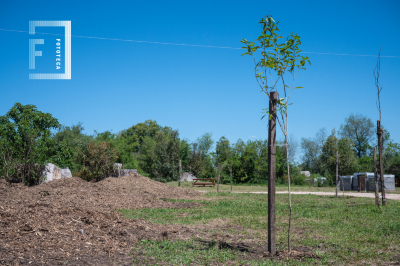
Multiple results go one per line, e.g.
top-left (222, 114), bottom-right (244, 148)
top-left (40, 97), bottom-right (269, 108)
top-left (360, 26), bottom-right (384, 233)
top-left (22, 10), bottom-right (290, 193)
top-left (300, 171), bottom-right (311, 177)
top-left (60, 168), bottom-right (72, 178)
top-left (114, 163), bottom-right (122, 171)
top-left (180, 172), bottom-right (196, 181)
top-left (119, 169), bottom-right (137, 176)
top-left (305, 177), bottom-right (327, 185)
top-left (110, 163), bottom-right (137, 177)
top-left (41, 163), bottom-right (72, 183)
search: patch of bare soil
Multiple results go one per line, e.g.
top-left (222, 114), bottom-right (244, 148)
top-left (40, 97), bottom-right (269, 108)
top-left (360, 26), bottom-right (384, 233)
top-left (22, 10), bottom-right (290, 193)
top-left (193, 240), bottom-right (319, 262)
top-left (393, 252), bottom-right (400, 265)
top-left (0, 173), bottom-right (203, 265)
top-left (189, 225), bottom-right (319, 263)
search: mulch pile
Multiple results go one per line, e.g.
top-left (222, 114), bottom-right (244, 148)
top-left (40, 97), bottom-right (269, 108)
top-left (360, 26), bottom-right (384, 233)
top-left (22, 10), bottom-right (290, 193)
top-left (0, 173), bottom-right (203, 265)
top-left (0, 174), bottom-right (321, 265)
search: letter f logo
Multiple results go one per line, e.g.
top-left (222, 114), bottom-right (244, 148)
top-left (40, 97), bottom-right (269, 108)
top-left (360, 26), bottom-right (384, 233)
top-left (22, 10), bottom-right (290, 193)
top-left (29, 39), bottom-right (44, 69)
top-left (28, 21), bottom-right (71, 79)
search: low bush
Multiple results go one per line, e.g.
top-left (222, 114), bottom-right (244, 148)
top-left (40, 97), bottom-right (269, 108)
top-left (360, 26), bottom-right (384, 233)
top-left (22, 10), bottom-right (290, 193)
top-left (293, 173), bottom-right (307, 185)
top-left (75, 140), bottom-right (118, 181)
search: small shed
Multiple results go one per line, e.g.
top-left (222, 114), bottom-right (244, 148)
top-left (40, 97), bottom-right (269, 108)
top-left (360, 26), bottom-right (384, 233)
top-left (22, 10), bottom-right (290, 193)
top-left (338, 176), bottom-right (353, 191)
top-left (353, 173), bottom-right (374, 191)
top-left (368, 174), bottom-right (396, 192)
top-left (353, 172), bottom-right (395, 192)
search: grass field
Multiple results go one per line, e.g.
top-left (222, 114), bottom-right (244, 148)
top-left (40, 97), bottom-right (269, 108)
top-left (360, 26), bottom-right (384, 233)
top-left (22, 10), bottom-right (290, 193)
top-left (120, 191), bottom-right (400, 265)
top-left (166, 180), bottom-right (400, 194)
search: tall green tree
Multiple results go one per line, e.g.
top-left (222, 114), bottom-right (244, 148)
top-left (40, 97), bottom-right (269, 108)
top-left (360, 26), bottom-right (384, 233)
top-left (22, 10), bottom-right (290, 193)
top-left (179, 139), bottom-right (191, 171)
top-left (197, 132), bottom-right (214, 157)
top-left (104, 120), bottom-right (166, 171)
top-left (339, 113), bottom-right (374, 158)
top-left (301, 137), bottom-right (322, 173)
top-left (215, 136), bottom-right (230, 166)
top-left (321, 129), bottom-right (339, 180)
top-left (337, 137), bottom-right (357, 176)
top-left (254, 139), bottom-right (268, 182)
top-left (53, 122), bottom-right (88, 147)
top-left (188, 143), bottom-right (204, 178)
top-left (321, 129), bottom-right (357, 182)
top-left (189, 132), bottom-right (215, 178)
top-left (149, 130), bottom-right (180, 182)
top-left (0, 103), bottom-right (62, 185)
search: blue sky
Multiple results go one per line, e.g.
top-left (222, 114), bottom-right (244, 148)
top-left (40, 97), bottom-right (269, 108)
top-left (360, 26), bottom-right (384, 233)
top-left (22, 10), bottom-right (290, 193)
top-left (0, 0), bottom-right (399, 162)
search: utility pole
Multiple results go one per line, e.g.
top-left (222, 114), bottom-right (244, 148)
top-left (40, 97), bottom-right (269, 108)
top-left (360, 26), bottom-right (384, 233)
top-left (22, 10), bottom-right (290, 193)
top-left (373, 147), bottom-right (380, 206)
top-left (377, 121), bottom-right (386, 206)
top-left (268, 92), bottom-right (277, 255)
top-left (336, 151), bottom-right (338, 198)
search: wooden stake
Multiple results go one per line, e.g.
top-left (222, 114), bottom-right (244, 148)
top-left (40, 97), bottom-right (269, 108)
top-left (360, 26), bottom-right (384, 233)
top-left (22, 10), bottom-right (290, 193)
top-left (230, 160), bottom-right (233, 192)
top-left (217, 166), bottom-right (222, 193)
top-left (373, 147), bottom-right (380, 206)
top-left (336, 151), bottom-right (338, 198)
top-left (268, 92), bottom-right (277, 255)
top-left (377, 121), bottom-right (386, 206)
top-left (178, 159), bottom-right (182, 187)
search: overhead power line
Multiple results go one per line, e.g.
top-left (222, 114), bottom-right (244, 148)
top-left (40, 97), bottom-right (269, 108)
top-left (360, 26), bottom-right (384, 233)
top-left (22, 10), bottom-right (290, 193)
top-left (1, 28), bottom-right (399, 58)
top-left (0, 29), bottom-right (240, 49)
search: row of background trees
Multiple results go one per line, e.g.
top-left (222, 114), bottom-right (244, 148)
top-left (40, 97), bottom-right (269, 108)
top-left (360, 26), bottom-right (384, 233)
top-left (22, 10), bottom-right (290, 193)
top-left (57, 114), bottom-right (399, 186)
top-left (53, 119), bottom-right (300, 184)
top-left (301, 113), bottom-right (400, 183)
top-left (1, 103), bottom-right (399, 185)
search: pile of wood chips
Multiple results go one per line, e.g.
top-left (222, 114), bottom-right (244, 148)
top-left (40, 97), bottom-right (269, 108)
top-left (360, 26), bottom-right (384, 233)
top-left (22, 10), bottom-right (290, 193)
top-left (0, 173), bottom-right (202, 265)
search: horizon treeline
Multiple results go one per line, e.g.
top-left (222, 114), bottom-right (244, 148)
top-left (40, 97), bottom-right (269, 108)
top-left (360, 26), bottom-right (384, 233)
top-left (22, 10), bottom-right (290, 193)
top-left (53, 120), bottom-right (301, 184)
top-left (54, 114), bottom-right (400, 184)
top-left (1, 103), bottom-right (399, 185)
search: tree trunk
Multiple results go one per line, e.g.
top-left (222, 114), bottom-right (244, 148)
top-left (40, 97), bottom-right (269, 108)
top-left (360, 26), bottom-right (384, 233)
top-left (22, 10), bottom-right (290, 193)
top-left (336, 151), bottom-right (338, 198)
top-left (379, 139), bottom-right (385, 206)
top-left (285, 134), bottom-right (292, 254)
top-left (373, 147), bottom-right (380, 206)
top-left (268, 92), bottom-right (277, 255)
top-left (377, 121), bottom-right (386, 206)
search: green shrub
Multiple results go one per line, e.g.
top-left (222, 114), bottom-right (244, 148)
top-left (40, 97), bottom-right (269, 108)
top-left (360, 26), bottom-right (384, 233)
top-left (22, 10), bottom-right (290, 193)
top-left (75, 140), bottom-right (118, 181)
top-left (51, 123), bottom-right (90, 175)
top-left (316, 177), bottom-right (324, 187)
top-left (0, 103), bottom-right (62, 185)
top-left (293, 173), bottom-right (307, 186)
